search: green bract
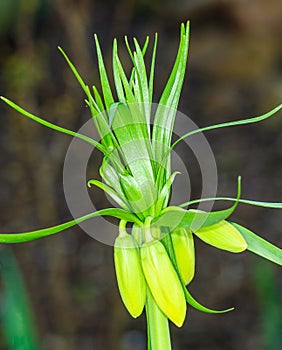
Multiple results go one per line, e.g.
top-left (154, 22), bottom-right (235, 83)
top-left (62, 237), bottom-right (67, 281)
top-left (1, 21), bottom-right (282, 350)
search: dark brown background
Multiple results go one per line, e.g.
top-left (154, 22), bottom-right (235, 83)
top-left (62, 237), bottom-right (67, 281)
top-left (0, 0), bottom-right (281, 349)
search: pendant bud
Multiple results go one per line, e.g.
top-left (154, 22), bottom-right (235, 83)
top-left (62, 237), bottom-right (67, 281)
top-left (141, 239), bottom-right (186, 327)
top-left (195, 220), bottom-right (247, 253)
top-left (171, 228), bottom-right (195, 285)
top-left (114, 223), bottom-right (146, 318)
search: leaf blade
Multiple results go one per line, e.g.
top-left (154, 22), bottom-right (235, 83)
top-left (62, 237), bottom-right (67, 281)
top-left (231, 223), bottom-right (282, 265)
top-left (94, 34), bottom-right (115, 110)
top-left (171, 103), bottom-right (282, 152)
top-left (0, 208), bottom-right (141, 243)
top-left (1, 97), bottom-right (106, 154)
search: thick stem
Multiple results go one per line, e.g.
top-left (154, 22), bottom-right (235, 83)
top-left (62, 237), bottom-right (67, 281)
top-left (146, 287), bottom-right (172, 350)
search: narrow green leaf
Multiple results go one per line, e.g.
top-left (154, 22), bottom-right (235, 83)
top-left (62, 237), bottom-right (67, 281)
top-left (124, 36), bottom-right (135, 62)
top-left (93, 85), bottom-right (106, 113)
top-left (88, 179), bottom-right (128, 208)
top-left (112, 40), bottom-right (136, 104)
top-left (132, 61), bottom-right (150, 139)
top-left (85, 86), bottom-right (103, 138)
top-left (171, 103), bottom-right (282, 152)
top-left (0, 208), bottom-right (141, 243)
top-left (149, 33), bottom-right (158, 103)
top-left (125, 36), bottom-right (150, 87)
top-left (123, 36), bottom-right (153, 141)
top-left (112, 39), bottom-right (126, 102)
top-left (133, 38), bottom-right (150, 111)
top-left (1, 97), bottom-right (106, 154)
top-left (85, 86), bottom-right (102, 115)
top-left (125, 35), bottom-right (150, 62)
top-left (58, 46), bottom-right (88, 95)
top-left (180, 196), bottom-right (282, 209)
top-left (152, 22), bottom-right (190, 170)
top-left (141, 36), bottom-right (150, 56)
top-left (85, 96), bottom-right (98, 119)
top-left (159, 104), bottom-right (282, 183)
top-left (231, 223), bottom-right (282, 265)
top-left (183, 288), bottom-right (234, 314)
top-left (160, 22), bottom-right (189, 110)
top-left (132, 73), bottom-right (143, 104)
top-left (94, 34), bottom-right (115, 110)
top-left (85, 87), bottom-right (117, 150)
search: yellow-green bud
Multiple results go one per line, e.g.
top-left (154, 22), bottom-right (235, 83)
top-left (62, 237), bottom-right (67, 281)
top-left (119, 174), bottom-right (143, 202)
top-left (195, 220), bottom-right (247, 253)
top-left (119, 173), bottom-right (148, 214)
top-left (171, 228), bottom-right (195, 285)
top-left (141, 240), bottom-right (186, 327)
top-left (114, 227), bottom-right (146, 318)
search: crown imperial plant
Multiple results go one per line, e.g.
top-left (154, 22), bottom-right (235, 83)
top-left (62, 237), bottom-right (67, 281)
top-left (1, 21), bottom-right (282, 349)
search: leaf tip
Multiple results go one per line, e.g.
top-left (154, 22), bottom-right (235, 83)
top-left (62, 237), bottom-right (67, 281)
top-left (87, 180), bottom-right (93, 188)
top-left (225, 307), bottom-right (235, 313)
top-left (94, 33), bottom-right (99, 44)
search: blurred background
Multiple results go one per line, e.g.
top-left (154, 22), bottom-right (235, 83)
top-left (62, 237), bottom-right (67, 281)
top-left (0, 0), bottom-right (281, 349)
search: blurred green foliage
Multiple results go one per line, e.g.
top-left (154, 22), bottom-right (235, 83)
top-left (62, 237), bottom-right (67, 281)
top-left (254, 260), bottom-right (281, 350)
top-left (0, 247), bottom-right (39, 350)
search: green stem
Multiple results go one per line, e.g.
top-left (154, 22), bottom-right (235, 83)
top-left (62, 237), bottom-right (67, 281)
top-left (146, 287), bottom-right (172, 350)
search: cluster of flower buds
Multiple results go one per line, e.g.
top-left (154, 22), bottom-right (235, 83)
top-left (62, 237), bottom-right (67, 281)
top-left (114, 220), bottom-right (193, 327)
top-left (114, 218), bottom-right (247, 327)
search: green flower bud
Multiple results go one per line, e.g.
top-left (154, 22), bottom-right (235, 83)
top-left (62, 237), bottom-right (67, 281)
top-left (119, 174), bottom-right (143, 202)
top-left (119, 173), bottom-right (149, 214)
top-left (171, 228), bottom-right (195, 285)
top-left (114, 225), bottom-right (146, 318)
top-left (141, 239), bottom-right (186, 327)
top-left (194, 220), bottom-right (247, 253)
